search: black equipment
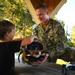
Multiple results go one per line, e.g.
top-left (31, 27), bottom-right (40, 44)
top-left (18, 39), bottom-right (48, 67)
top-left (62, 64), bottom-right (75, 75)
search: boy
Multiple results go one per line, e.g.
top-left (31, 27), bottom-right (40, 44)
top-left (0, 20), bottom-right (37, 75)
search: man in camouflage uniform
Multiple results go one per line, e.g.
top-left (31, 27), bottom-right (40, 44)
top-left (33, 4), bottom-right (75, 62)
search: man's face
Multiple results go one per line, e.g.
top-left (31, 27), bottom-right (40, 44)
top-left (35, 8), bottom-right (48, 23)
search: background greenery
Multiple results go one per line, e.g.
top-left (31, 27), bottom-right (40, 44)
top-left (0, 0), bottom-right (35, 38)
top-left (0, 0), bottom-right (75, 47)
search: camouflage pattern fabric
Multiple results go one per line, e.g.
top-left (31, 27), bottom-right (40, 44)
top-left (33, 18), bottom-right (75, 62)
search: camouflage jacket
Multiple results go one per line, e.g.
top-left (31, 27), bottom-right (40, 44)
top-left (33, 19), bottom-right (67, 58)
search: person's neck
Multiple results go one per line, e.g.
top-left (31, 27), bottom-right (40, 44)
top-left (43, 19), bottom-right (50, 25)
top-left (42, 19), bottom-right (50, 30)
top-left (1, 38), bottom-right (10, 42)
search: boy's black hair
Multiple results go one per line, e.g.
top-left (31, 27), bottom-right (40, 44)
top-left (35, 4), bottom-right (48, 11)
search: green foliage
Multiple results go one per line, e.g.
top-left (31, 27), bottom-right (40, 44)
top-left (71, 26), bottom-right (75, 46)
top-left (0, 0), bottom-right (35, 37)
top-left (64, 29), bottom-right (74, 47)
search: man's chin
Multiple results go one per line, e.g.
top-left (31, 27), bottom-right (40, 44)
top-left (40, 21), bottom-right (44, 23)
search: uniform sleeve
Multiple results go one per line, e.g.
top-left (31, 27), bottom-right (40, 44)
top-left (57, 24), bottom-right (66, 42)
top-left (53, 21), bottom-right (66, 43)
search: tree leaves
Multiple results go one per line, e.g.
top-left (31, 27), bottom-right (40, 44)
top-left (0, 0), bottom-right (35, 37)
